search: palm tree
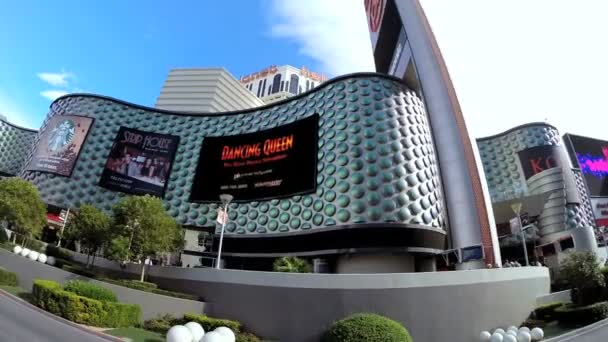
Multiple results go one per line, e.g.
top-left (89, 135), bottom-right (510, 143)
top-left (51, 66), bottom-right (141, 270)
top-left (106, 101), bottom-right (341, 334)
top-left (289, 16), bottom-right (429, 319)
top-left (273, 256), bottom-right (312, 273)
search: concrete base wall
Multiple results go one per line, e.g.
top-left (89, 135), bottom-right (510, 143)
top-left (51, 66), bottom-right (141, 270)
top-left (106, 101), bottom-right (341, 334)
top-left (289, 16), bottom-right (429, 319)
top-left (3, 249), bottom-right (549, 341)
top-left (335, 253), bottom-right (415, 273)
top-left (0, 250), bottom-right (205, 320)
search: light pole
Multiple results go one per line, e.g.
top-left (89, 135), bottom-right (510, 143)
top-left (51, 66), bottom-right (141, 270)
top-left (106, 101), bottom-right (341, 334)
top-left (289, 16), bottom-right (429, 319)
top-left (57, 208), bottom-right (70, 248)
top-left (216, 194), bottom-right (233, 269)
top-left (510, 202), bottom-right (529, 266)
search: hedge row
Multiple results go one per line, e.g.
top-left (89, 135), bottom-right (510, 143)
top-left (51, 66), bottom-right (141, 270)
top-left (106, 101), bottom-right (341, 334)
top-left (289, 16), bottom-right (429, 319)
top-left (534, 302), bottom-right (564, 321)
top-left (144, 313), bottom-right (262, 342)
top-left (101, 278), bottom-right (199, 301)
top-left (182, 312), bottom-right (242, 332)
top-left (32, 279), bottom-right (140, 327)
top-left (64, 280), bottom-right (118, 302)
top-left (555, 301), bottom-right (608, 327)
top-left (0, 267), bottom-right (18, 286)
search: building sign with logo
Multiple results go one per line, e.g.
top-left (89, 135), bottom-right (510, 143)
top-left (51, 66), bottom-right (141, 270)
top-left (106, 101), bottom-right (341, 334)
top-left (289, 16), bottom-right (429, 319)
top-left (240, 65), bottom-right (278, 83)
top-left (592, 198), bottom-right (608, 227)
top-left (190, 114), bottom-right (319, 202)
top-left (98, 127), bottom-right (179, 197)
top-left (564, 134), bottom-right (608, 197)
top-left (365, 0), bottom-right (387, 50)
top-left (27, 115), bottom-right (94, 177)
top-left (517, 145), bottom-right (562, 180)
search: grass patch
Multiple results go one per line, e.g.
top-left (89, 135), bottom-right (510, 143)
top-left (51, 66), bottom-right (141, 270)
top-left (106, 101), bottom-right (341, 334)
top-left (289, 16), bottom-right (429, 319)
top-left (105, 326), bottom-right (164, 342)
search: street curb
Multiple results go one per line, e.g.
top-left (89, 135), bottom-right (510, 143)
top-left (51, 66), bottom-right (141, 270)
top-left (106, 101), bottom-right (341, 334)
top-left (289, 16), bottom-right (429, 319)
top-left (544, 317), bottom-right (608, 341)
top-left (0, 288), bottom-right (127, 341)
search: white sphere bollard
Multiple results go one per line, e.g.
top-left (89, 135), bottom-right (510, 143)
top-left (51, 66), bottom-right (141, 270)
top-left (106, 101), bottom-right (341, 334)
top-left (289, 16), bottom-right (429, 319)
top-left (518, 327), bottom-right (530, 333)
top-left (28, 251), bottom-right (40, 261)
top-left (517, 331), bottom-right (531, 342)
top-left (166, 325), bottom-right (193, 342)
top-left (507, 326), bottom-right (518, 333)
top-left (46, 256), bottom-right (56, 266)
top-left (480, 331), bottom-right (492, 341)
top-left (506, 330), bottom-right (517, 337)
top-left (20, 248), bottom-right (30, 257)
top-left (184, 322), bottom-right (205, 342)
top-left (530, 328), bottom-right (544, 341)
top-left (494, 328), bottom-right (506, 335)
top-left (37, 253), bottom-right (47, 264)
top-left (491, 332), bottom-right (504, 342)
top-left (503, 334), bottom-right (517, 342)
top-left (13, 245), bottom-right (22, 254)
top-left (201, 331), bottom-right (224, 342)
top-left (215, 327), bottom-right (235, 342)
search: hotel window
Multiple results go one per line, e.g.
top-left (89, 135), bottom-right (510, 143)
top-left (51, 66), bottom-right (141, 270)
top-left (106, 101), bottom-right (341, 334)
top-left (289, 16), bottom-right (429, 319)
top-left (299, 86), bottom-right (302, 94)
top-left (285, 81), bottom-right (289, 93)
top-left (306, 80), bottom-right (310, 91)
top-left (256, 80), bottom-right (263, 97)
top-left (289, 74), bottom-right (299, 94)
top-left (271, 74), bottom-right (281, 94)
top-left (262, 79), bottom-right (267, 97)
top-left (267, 85), bottom-right (271, 96)
top-left (280, 81), bottom-right (284, 92)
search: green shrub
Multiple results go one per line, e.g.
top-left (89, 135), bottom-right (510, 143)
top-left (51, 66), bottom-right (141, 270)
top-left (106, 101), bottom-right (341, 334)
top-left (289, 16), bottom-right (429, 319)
top-left (0, 266), bottom-right (18, 286)
top-left (64, 280), bottom-right (118, 302)
top-left (25, 238), bottom-right (46, 253)
top-left (62, 264), bottom-right (97, 278)
top-left (144, 314), bottom-right (178, 334)
top-left (46, 245), bottom-right (73, 260)
top-left (322, 313), bottom-right (413, 342)
top-left (151, 288), bottom-right (199, 301)
top-left (555, 301), bottom-right (608, 327)
top-left (534, 302), bottom-right (564, 321)
top-left (0, 228), bottom-right (8, 243)
top-left (236, 332), bottom-right (262, 342)
top-left (182, 313), bottom-right (242, 333)
top-left (272, 256), bottom-right (312, 273)
top-left (32, 279), bottom-right (140, 327)
top-left (559, 251), bottom-right (605, 305)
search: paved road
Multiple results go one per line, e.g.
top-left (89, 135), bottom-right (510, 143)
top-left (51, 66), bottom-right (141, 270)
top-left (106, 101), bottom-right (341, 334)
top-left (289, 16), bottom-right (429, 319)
top-left (0, 291), bottom-right (121, 342)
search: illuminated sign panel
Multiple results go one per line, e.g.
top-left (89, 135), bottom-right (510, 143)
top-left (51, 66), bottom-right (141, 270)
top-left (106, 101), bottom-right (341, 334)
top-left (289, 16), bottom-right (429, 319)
top-left (566, 134), bottom-right (608, 197)
top-left (190, 115), bottom-right (319, 202)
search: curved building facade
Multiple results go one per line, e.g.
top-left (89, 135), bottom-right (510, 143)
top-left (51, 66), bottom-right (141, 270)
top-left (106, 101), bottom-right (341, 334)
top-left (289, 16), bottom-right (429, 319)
top-left (0, 119), bottom-right (37, 176)
top-left (477, 123), bottom-right (596, 265)
top-left (16, 73), bottom-right (456, 271)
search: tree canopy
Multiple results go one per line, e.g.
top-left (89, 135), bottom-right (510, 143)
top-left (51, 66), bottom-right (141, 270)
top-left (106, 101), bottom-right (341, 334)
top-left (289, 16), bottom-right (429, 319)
top-left (65, 204), bottom-right (111, 266)
top-left (110, 195), bottom-right (182, 281)
top-left (273, 256), bottom-right (312, 273)
top-left (0, 177), bottom-right (46, 242)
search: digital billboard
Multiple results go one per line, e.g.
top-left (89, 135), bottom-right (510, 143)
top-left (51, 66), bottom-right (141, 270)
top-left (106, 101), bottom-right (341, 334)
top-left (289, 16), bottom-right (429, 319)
top-left (565, 134), bottom-right (608, 197)
top-left (517, 145), bottom-right (563, 180)
top-left (190, 114), bottom-right (319, 202)
top-left (27, 115), bottom-right (94, 176)
top-left (99, 127), bottom-right (179, 197)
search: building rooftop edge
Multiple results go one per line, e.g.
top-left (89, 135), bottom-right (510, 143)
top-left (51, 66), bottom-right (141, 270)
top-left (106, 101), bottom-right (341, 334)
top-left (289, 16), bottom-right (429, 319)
top-left (51, 72), bottom-right (405, 118)
top-left (476, 122), bottom-right (559, 142)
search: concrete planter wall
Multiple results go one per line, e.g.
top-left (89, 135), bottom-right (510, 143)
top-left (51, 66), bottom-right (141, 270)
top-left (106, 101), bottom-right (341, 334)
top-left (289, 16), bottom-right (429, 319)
top-left (0, 249), bottom-right (205, 320)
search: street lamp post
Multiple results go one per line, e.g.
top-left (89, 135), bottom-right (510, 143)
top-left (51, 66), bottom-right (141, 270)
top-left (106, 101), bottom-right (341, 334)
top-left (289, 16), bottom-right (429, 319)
top-left (511, 202), bottom-right (530, 266)
top-left (216, 194), bottom-right (233, 269)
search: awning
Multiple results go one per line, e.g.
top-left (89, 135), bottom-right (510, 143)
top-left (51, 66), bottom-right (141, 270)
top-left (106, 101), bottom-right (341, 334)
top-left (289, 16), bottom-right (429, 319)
top-left (46, 213), bottom-right (63, 228)
top-left (491, 191), bottom-right (558, 223)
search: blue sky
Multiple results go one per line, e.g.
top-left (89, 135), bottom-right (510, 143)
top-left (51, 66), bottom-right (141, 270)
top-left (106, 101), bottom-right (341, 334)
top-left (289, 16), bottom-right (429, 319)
top-left (0, 1), bottom-right (373, 129)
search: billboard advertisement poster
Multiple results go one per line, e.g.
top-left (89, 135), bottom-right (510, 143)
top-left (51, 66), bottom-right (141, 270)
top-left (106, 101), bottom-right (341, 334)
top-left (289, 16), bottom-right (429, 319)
top-left (27, 115), bottom-right (94, 176)
top-left (517, 145), bottom-right (563, 180)
top-left (190, 114), bottom-right (319, 202)
top-left (99, 127), bottom-right (179, 197)
top-left (565, 134), bottom-right (608, 197)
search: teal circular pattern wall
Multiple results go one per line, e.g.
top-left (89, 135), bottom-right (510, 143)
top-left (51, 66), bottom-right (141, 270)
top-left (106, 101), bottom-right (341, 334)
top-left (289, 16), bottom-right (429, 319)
top-left (22, 74), bottom-right (446, 236)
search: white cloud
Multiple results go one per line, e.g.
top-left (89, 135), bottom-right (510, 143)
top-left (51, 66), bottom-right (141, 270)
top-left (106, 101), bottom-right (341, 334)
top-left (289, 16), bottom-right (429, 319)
top-left (0, 90), bottom-right (35, 129)
top-left (269, 0), bottom-right (375, 76)
top-left (37, 71), bottom-right (73, 87)
top-left (420, 0), bottom-right (608, 140)
top-left (40, 90), bottom-right (69, 101)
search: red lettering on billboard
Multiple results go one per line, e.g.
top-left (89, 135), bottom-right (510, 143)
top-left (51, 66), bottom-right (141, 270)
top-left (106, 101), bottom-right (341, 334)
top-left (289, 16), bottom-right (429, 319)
top-left (365, 0), bottom-right (385, 33)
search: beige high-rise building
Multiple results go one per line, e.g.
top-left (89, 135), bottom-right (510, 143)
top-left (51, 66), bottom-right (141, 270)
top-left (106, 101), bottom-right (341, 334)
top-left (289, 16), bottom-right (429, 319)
top-left (155, 68), bottom-right (264, 113)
